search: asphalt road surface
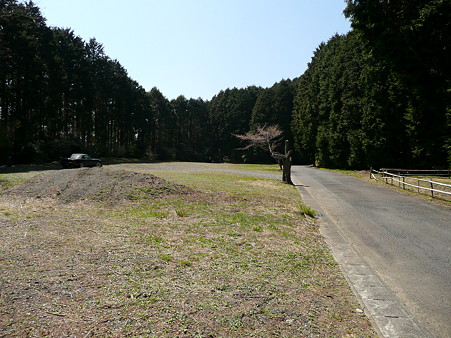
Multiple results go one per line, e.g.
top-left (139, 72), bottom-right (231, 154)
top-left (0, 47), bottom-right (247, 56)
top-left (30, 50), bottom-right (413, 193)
top-left (292, 166), bottom-right (450, 338)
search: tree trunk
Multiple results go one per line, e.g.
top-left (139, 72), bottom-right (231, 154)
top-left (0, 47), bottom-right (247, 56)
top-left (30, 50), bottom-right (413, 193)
top-left (282, 150), bottom-right (293, 184)
top-left (268, 140), bottom-right (294, 184)
top-left (282, 140), bottom-right (293, 185)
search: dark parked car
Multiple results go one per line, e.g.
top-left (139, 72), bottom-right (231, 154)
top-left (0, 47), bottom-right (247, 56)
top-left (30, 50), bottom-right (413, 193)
top-left (60, 153), bottom-right (102, 168)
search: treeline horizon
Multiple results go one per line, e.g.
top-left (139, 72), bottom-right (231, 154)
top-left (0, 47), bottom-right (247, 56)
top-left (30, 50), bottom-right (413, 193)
top-left (1, 0), bottom-right (449, 169)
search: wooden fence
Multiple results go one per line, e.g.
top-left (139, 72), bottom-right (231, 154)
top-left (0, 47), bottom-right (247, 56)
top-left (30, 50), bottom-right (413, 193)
top-left (370, 168), bottom-right (451, 200)
top-left (379, 168), bottom-right (451, 177)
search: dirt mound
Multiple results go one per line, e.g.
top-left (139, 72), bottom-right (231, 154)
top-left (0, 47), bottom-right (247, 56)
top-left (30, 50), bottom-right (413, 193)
top-left (3, 167), bottom-right (189, 204)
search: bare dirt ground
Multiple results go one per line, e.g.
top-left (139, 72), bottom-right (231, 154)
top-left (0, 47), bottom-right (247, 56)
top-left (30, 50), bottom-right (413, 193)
top-left (2, 167), bottom-right (189, 204)
top-left (0, 165), bottom-right (376, 337)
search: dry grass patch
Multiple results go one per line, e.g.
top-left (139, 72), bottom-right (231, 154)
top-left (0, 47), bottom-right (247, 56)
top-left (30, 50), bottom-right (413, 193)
top-left (0, 164), bottom-right (375, 337)
top-left (241, 179), bottom-right (281, 189)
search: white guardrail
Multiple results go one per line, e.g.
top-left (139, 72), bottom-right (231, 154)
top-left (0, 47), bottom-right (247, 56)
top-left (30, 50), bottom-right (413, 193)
top-left (370, 168), bottom-right (451, 199)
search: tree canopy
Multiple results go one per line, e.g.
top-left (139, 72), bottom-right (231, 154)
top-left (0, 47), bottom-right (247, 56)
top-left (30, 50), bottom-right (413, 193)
top-left (291, 1), bottom-right (449, 169)
top-left (343, 0), bottom-right (450, 167)
top-left (1, 0), bottom-right (449, 168)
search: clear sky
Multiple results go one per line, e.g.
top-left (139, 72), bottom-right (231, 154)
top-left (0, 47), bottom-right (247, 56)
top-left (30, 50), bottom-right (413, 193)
top-left (33, 0), bottom-right (351, 101)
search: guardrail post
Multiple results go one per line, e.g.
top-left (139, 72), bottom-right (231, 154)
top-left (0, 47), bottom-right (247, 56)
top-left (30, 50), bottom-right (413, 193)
top-left (430, 179), bottom-right (434, 198)
top-left (417, 179), bottom-right (420, 193)
top-left (402, 176), bottom-right (405, 190)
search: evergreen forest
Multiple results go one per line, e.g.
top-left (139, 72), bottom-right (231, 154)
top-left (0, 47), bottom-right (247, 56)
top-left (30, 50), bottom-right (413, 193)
top-left (1, 0), bottom-right (450, 169)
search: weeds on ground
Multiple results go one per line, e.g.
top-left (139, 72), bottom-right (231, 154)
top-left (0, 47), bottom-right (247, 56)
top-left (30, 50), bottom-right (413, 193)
top-left (0, 164), bottom-right (375, 337)
top-left (299, 204), bottom-right (316, 217)
top-left (0, 174), bottom-right (27, 191)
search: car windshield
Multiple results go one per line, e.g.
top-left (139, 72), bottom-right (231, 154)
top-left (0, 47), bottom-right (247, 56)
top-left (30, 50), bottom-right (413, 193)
top-left (70, 154), bottom-right (85, 159)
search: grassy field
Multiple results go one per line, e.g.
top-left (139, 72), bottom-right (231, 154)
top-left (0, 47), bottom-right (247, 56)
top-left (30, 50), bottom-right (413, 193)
top-left (0, 163), bottom-right (375, 336)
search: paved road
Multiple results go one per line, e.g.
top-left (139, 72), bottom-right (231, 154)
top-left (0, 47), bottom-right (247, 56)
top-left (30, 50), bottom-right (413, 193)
top-left (292, 166), bottom-right (450, 338)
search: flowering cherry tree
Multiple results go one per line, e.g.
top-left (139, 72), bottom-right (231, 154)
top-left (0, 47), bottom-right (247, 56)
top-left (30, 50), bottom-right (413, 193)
top-left (234, 125), bottom-right (293, 184)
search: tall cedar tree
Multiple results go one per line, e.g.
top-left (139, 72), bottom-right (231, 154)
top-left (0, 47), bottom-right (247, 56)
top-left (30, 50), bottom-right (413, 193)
top-left (344, 0), bottom-right (451, 167)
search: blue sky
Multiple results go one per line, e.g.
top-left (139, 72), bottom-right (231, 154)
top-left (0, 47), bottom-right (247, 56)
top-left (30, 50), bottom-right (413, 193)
top-left (34, 0), bottom-right (351, 100)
